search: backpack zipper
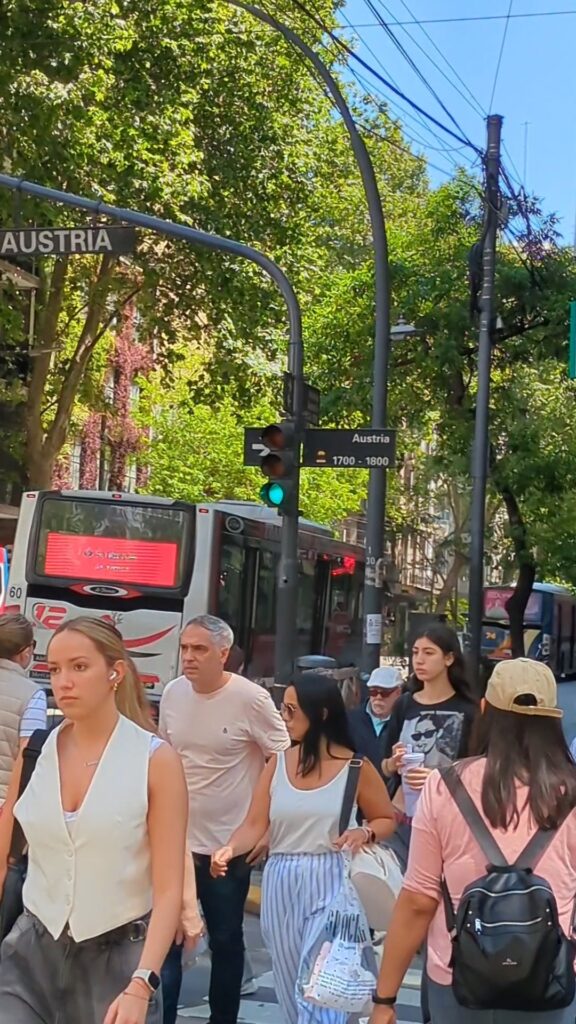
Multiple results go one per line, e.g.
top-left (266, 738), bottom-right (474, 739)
top-left (466, 885), bottom-right (551, 898)
top-left (474, 917), bottom-right (543, 930)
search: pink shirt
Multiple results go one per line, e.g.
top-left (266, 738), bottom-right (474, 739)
top-left (159, 673), bottom-right (289, 853)
top-left (404, 759), bottom-right (576, 985)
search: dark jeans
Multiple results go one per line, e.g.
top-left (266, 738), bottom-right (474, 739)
top-left (161, 853), bottom-right (251, 1024)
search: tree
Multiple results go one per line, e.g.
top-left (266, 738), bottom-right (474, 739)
top-left (304, 169), bottom-right (576, 641)
top-left (0, 0), bottom-right (345, 486)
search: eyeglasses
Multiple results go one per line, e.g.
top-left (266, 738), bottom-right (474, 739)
top-left (369, 688), bottom-right (397, 699)
top-left (280, 702), bottom-right (298, 720)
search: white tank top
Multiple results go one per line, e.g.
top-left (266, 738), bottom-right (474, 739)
top-left (268, 750), bottom-right (358, 855)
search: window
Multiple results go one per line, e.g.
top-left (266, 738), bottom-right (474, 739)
top-left (32, 497), bottom-right (194, 590)
top-left (217, 539), bottom-right (246, 638)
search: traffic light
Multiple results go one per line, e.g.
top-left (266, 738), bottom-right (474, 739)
top-left (258, 422), bottom-right (298, 516)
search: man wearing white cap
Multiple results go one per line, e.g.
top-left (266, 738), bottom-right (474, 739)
top-left (348, 666), bottom-right (403, 776)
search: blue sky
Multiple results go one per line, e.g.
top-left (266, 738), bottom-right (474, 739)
top-left (338, 1), bottom-right (576, 240)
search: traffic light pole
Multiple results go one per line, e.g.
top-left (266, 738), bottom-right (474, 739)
top-left (467, 115), bottom-right (502, 690)
top-left (227, 0), bottom-right (392, 682)
top-left (0, 172), bottom-right (304, 686)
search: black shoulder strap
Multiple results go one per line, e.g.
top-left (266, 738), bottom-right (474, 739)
top-left (440, 765), bottom-right (508, 868)
top-left (9, 729), bottom-right (50, 863)
top-left (338, 754), bottom-right (363, 836)
top-left (515, 807), bottom-right (572, 871)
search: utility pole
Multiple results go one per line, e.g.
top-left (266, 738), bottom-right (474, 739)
top-left (468, 114), bottom-right (503, 690)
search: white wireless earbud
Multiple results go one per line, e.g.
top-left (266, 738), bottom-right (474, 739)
top-left (110, 671), bottom-right (117, 680)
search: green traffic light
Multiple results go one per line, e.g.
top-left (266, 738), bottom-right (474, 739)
top-left (260, 481), bottom-right (285, 507)
top-left (267, 482), bottom-right (285, 506)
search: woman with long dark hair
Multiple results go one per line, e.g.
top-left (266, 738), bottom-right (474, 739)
top-left (371, 658), bottom-right (576, 1023)
top-left (211, 673), bottom-right (395, 1024)
top-left (382, 624), bottom-right (477, 817)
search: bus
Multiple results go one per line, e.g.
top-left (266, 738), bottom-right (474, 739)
top-left (5, 490), bottom-right (365, 700)
top-left (481, 582), bottom-right (576, 677)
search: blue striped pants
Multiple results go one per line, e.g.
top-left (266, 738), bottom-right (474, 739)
top-left (261, 852), bottom-right (348, 1024)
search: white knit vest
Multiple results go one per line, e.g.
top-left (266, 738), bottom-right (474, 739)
top-left (15, 715), bottom-right (153, 941)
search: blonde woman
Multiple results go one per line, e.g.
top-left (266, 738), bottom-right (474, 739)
top-left (0, 616), bottom-right (191, 1024)
top-left (0, 614), bottom-right (46, 803)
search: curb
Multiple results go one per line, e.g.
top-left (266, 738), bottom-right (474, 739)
top-left (245, 883), bottom-right (261, 916)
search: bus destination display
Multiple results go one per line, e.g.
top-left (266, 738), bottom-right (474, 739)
top-left (44, 533), bottom-right (178, 587)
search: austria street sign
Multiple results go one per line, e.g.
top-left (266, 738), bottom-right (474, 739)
top-left (0, 225), bottom-right (137, 257)
top-left (302, 428), bottom-right (396, 469)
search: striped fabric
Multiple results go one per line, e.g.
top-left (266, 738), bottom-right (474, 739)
top-left (261, 852), bottom-right (350, 1024)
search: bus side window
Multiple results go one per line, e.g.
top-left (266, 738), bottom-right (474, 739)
top-left (251, 550), bottom-right (278, 678)
top-left (217, 538), bottom-right (245, 642)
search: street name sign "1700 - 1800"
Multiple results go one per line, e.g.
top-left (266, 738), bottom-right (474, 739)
top-left (0, 226), bottom-right (137, 257)
top-left (303, 428), bottom-right (396, 469)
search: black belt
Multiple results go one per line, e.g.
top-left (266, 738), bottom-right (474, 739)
top-left (27, 910), bottom-right (151, 945)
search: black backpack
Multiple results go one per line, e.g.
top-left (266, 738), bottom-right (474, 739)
top-left (441, 765), bottom-right (576, 1012)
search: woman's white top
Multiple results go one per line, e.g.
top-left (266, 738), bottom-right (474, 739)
top-left (15, 715), bottom-right (154, 942)
top-left (269, 750), bottom-right (357, 855)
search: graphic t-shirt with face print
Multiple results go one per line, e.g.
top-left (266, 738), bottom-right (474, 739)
top-left (383, 691), bottom-right (478, 792)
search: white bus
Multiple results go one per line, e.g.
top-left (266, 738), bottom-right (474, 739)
top-left (6, 490), bottom-right (365, 701)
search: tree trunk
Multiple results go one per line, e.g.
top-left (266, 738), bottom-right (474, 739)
top-left (435, 550), bottom-right (467, 616)
top-left (499, 484), bottom-right (536, 658)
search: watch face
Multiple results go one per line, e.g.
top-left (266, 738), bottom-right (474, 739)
top-left (148, 971), bottom-right (161, 992)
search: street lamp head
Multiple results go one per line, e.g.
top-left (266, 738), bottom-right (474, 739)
top-left (390, 315), bottom-right (422, 342)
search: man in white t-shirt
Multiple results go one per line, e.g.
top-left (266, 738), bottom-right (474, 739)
top-left (159, 615), bottom-right (289, 1024)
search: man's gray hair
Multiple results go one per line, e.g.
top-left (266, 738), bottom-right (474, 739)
top-left (182, 615), bottom-right (234, 650)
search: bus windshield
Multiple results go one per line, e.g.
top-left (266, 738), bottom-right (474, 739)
top-left (483, 587), bottom-right (543, 625)
top-left (31, 496), bottom-right (193, 591)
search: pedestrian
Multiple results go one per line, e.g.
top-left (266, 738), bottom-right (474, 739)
top-left (211, 673), bottom-right (396, 1024)
top-left (159, 614), bottom-right (290, 1024)
top-left (0, 613), bottom-right (47, 802)
top-left (347, 666), bottom-right (403, 777)
top-left (381, 624), bottom-right (478, 870)
top-left (0, 616), bottom-right (189, 1024)
top-left (371, 658), bottom-right (576, 1024)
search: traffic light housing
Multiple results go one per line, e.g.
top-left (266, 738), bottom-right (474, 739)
top-left (259, 422), bottom-right (298, 516)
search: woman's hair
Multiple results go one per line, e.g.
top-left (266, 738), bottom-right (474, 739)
top-left (49, 616), bottom-right (155, 732)
top-left (412, 623), bottom-right (477, 703)
top-left (292, 673), bottom-right (355, 776)
top-left (0, 613), bottom-right (34, 660)
top-left (469, 700), bottom-right (576, 830)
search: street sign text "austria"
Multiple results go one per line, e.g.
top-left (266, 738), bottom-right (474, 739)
top-left (0, 226), bottom-right (137, 257)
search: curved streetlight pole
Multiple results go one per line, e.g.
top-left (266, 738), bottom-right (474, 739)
top-left (228, 0), bottom-right (392, 677)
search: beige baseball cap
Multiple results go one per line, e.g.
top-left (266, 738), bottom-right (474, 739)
top-left (486, 658), bottom-right (562, 719)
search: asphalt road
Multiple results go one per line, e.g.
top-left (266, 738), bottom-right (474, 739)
top-left (558, 677), bottom-right (576, 744)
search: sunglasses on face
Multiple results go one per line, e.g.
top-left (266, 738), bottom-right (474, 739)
top-left (412, 727), bottom-right (436, 742)
top-left (280, 702), bottom-right (298, 720)
top-left (370, 688), bottom-right (396, 699)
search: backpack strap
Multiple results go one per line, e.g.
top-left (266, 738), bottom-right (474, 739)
top-left (8, 728), bottom-right (50, 864)
top-left (440, 765), bottom-right (508, 939)
top-left (338, 754), bottom-right (363, 835)
top-left (440, 765), bottom-right (508, 868)
top-left (514, 806), bottom-right (573, 871)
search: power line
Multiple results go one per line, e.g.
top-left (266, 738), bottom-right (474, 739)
top-left (288, 0), bottom-right (483, 153)
top-left (489, 0), bottom-right (514, 112)
top-left (333, 5), bottom-right (478, 172)
top-left (390, 0), bottom-right (486, 119)
top-left (338, 11), bottom-right (576, 28)
top-left (364, 0), bottom-right (479, 148)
